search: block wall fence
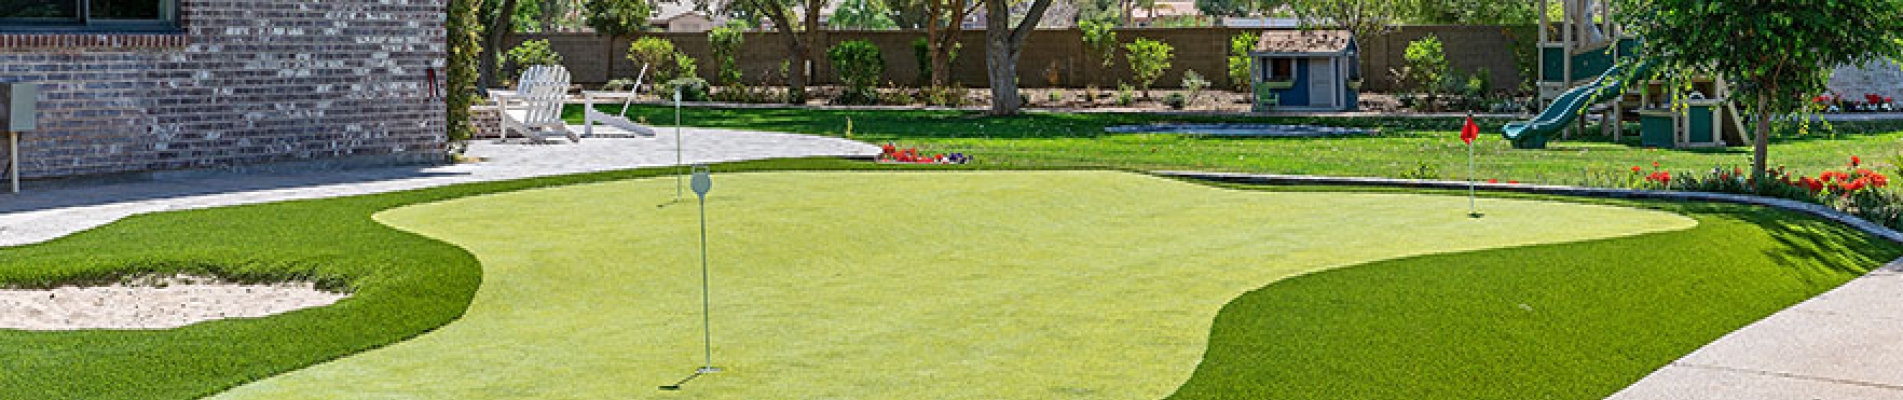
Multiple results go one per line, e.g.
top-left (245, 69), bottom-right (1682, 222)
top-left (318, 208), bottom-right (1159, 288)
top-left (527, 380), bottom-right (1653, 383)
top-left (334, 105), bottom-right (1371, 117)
top-left (510, 25), bottom-right (1536, 93)
top-left (0, 0), bottom-right (447, 180)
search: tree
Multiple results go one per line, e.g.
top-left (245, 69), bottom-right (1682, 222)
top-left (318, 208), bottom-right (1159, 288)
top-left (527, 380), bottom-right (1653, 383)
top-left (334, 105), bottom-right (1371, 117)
top-left (984, 0), bottom-right (1057, 115)
top-left (923, 0), bottom-right (983, 87)
top-left (708, 26), bottom-right (746, 86)
top-left (832, 0), bottom-right (898, 29)
top-left (1078, 19), bottom-right (1117, 85)
top-left (1615, 0), bottom-right (1903, 187)
top-left (1123, 38), bottom-right (1173, 98)
top-left (1227, 32), bottom-right (1257, 90)
top-left (1287, 0), bottom-right (1401, 44)
top-left (1401, 0), bottom-right (1536, 25)
top-left (448, 0), bottom-right (485, 144)
top-left (479, 0), bottom-right (520, 89)
top-left (1401, 34), bottom-right (1448, 108)
top-left (735, 0), bottom-right (829, 102)
top-left (584, 0), bottom-right (653, 84)
top-left (1194, 0), bottom-right (1247, 18)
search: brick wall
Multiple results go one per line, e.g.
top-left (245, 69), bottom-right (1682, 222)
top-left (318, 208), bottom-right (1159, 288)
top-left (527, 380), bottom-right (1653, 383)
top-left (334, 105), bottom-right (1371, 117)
top-left (0, 0), bottom-right (447, 180)
top-left (511, 26), bottom-right (1532, 92)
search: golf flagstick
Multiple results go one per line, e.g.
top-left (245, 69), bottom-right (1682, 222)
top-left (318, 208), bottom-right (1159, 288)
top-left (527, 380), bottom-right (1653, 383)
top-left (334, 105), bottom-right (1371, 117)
top-left (662, 166), bottom-right (720, 391)
top-left (1461, 113), bottom-right (1481, 218)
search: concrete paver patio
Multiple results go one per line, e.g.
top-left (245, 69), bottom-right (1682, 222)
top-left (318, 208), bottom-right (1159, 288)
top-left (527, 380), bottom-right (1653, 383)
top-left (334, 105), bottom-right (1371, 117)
top-left (0, 127), bottom-right (878, 247)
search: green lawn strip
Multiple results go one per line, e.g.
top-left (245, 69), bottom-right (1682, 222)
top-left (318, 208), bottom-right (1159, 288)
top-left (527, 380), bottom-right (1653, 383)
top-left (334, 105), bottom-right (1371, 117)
top-left (1167, 199), bottom-right (1903, 399)
top-left (215, 170), bottom-right (1694, 399)
top-left (573, 104), bottom-right (1903, 185)
top-left (0, 158), bottom-right (927, 400)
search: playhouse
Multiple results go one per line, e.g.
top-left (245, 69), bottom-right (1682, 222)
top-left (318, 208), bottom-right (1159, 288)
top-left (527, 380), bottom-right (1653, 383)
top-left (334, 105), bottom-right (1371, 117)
top-left (1249, 30), bottom-right (1359, 112)
top-left (1503, 0), bottom-right (1746, 149)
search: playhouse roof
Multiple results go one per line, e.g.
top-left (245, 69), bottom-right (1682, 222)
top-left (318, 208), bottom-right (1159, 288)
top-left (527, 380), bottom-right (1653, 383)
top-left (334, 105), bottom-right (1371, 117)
top-left (1253, 30), bottom-right (1355, 55)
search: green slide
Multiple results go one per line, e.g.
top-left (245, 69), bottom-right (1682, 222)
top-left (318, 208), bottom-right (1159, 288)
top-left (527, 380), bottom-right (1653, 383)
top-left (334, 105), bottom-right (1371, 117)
top-left (1503, 59), bottom-right (1654, 149)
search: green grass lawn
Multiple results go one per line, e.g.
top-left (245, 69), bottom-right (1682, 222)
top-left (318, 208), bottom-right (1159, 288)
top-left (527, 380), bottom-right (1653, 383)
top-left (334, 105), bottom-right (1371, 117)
top-left (2, 159), bottom-right (1897, 399)
top-left (572, 105), bottom-right (1903, 185)
top-left (215, 170), bottom-right (1693, 399)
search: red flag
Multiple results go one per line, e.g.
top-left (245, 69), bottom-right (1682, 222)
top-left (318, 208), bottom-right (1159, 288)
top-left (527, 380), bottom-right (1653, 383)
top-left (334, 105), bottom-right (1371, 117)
top-left (1459, 116), bottom-right (1479, 144)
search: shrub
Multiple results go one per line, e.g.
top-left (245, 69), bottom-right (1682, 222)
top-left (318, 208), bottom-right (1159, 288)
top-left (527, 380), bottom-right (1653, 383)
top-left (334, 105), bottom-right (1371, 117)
top-left (1182, 69), bottom-right (1209, 105)
top-left (1227, 32), bottom-right (1258, 91)
top-left (1116, 83), bottom-right (1136, 106)
top-left (1164, 92), bottom-right (1188, 109)
top-left (1403, 35), bottom-right (1450, 108)
top-left (922, 84), bottom-right (968, 107)
top-left (828, 40), bottom-right (886, 105)
top-left (1124, 38), bottom-right (1174, 98)
top-left (660, 77), bottom-right (710, 102)
top-left (629, 37), bottom-right (696, 83)
top-left (445, 0), bottom-right (482, 144)
top-left (1047, 90), bottom-right (1063, 103)
top-left (707, 27), bottom-right (745, 86)
top-left (506, 39), bottom-right (564, 75)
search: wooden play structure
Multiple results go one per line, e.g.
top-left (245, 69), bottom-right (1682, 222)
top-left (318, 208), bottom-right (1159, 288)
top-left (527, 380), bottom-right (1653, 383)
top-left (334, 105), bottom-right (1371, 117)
top-left (1505, 0), bottom-right (1747, 149)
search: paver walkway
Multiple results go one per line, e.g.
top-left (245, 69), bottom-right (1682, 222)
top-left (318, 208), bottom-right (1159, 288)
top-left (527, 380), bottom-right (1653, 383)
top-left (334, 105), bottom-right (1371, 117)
top-left (0, 127), bottom-right (878, 247)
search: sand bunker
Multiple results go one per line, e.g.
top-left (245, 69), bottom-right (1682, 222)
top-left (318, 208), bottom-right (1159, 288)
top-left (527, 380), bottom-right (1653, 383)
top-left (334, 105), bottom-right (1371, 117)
top-left (0, 275), bottom-right (348, 331)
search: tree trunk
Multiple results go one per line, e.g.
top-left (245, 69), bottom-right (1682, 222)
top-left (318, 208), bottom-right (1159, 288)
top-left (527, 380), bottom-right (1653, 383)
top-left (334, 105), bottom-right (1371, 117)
top-left (985, 0), bottom-right (1054, 115)
top-left (480, 0), bottom-right (520, 90)
top-left (801, 0), bottom-right (825, 102)
top-left (1752, 94), bottom-right (1772, 191)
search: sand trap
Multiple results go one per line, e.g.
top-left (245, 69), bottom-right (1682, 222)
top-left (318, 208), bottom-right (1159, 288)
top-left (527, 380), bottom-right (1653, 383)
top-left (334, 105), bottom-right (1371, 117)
top-left (0, 275), bottom-right (349, 331)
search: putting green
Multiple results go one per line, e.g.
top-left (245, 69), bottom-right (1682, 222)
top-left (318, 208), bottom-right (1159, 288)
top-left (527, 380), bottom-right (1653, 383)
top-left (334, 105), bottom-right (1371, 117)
top-left (214, 171), bottom-right (1693, 399)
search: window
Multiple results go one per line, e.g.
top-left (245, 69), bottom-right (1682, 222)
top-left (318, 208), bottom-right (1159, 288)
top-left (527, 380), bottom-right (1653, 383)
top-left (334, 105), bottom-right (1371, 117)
top-left (1260, 58), bottom-right (1295, 83)
top-left (0, 0), bottom-right (179, 32)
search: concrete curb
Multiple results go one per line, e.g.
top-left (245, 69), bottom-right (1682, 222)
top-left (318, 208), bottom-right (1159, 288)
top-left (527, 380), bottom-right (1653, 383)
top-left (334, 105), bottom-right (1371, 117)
top-left (1153, 170), bottom-right (1903, 245)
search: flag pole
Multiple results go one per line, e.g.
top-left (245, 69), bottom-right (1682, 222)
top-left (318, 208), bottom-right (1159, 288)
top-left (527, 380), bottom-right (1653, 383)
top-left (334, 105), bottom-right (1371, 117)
top-left (1465, 113), bottom-right (1480, 218)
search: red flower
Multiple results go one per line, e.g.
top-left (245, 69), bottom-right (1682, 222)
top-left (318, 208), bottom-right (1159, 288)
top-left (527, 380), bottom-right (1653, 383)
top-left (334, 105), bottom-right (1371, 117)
top-left (1631, 166), bottom-right (1642, 173)
top-left (1652, 161), bottom-right (1661, 168)
top-left (1852, 156), bottom-right (1861, 167)
top-left (1488, 179), bottom-right (1498, 184)
top-left (1508, 180), bottom-right (1519, 184)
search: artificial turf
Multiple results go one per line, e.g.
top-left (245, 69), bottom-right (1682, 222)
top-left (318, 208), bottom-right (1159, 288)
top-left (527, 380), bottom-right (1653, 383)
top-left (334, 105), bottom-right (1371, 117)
top-left (571, 104), bottom-right (1903, 186)
top-left (212, 170), bottom-right (1692, 399)
top-left (0, 159), bottom-right (1895, 399)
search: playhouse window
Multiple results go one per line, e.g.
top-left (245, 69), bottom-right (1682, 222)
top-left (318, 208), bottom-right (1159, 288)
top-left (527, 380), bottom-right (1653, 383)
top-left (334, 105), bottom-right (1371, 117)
top-left (0, 0), bottom-right (179, 32)
top-left (1261, 58), bottom-right (1296, 83)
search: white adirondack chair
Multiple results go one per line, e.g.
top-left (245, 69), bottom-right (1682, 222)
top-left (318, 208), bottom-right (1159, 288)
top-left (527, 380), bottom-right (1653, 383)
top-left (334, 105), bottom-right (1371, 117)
top-left (491, 65), bottom-right (578, 143)
top-left (581, 64), bottom-right (657, 137)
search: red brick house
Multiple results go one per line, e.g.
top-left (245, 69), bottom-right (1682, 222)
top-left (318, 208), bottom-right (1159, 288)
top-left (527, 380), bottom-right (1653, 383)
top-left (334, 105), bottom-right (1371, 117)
top-left (0, 0), bottom-right (446, 180)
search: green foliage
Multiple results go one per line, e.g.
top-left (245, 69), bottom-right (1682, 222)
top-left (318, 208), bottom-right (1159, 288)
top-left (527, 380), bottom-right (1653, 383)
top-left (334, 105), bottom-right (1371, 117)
top-left (1163, 92), bottom-right (1188, 109)
top-left (628, 37), bottom-right (695, 83)
top-left (921, 84), bottom-right (969, 107)
top-left (505, 39), bottom-right (563, 70)
top-left (1227, 32), bottom-right (1258, 91)
top-left (1181, 69), bottom-right (1208, 105)
top-left (1116, 82), bottom-right (1136, 106)
top-left (1073, 0), bottom-right (1121, 25)
top-left (1195, 0), bottom-right (1251, 17)
top-left (1400, 0), bottom-right (1538, 25)
top-left (661, 77), bottom-right (711, 101)
top-left (828, 40), bottom-right (888, 105)
top-left (1124, 38), bottom-right (1174, 98)
top-left (911, 38), bottom-right (959, 86)
top-left (708, 26), bottom-right (746, 86)
top-left (445, 0), bottom-right (483, 144)
top-left (1615, 0), bottom-right (1903, 180)
top-left (831, 0), bottom-right (898, 29)
top-left (1287, 0), bottom-right (1401, 42)
top-left (583, 0), bottom-right (652, 38)
top-left (1402, 34), bottom-right (1449, 102)
top-left (1079, 20), bottom-right (1119, 70)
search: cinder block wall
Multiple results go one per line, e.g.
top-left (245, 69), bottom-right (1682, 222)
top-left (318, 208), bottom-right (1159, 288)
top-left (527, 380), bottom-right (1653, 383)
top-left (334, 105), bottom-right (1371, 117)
top-left (0, 0), bottom-right (447, 180)
top-left (512, 26), bottom-right (1532, 92)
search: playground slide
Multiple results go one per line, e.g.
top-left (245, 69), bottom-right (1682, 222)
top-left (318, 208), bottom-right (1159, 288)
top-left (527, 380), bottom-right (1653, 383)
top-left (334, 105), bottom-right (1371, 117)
top-left (1502, 60), bottom-right (1655, 149)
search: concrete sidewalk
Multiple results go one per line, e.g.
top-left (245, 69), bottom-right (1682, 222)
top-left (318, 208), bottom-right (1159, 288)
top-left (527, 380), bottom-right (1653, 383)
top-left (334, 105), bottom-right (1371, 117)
top-left (0, 127), bottom-right (878, 247)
